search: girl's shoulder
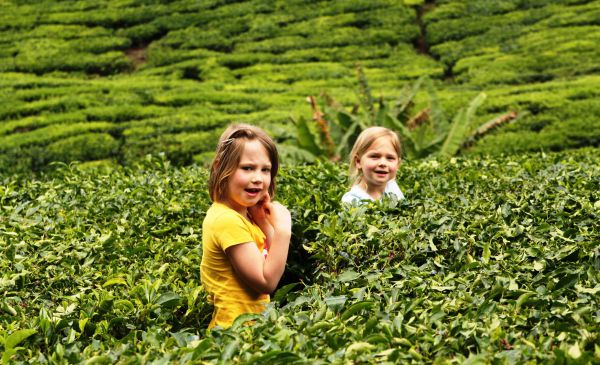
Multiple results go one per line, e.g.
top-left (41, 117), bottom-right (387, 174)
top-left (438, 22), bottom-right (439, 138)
top-left (385, 180), bottom-right (405, 199)
top-left (342, 185), bottom-right (371, 204)
top-left (205, 202), bottom-right (241, 222)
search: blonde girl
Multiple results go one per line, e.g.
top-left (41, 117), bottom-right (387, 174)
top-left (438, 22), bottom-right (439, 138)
top-left (201, 123), bottom-right (292, 329)
top-left (342, 126), bottom-right (405, 204)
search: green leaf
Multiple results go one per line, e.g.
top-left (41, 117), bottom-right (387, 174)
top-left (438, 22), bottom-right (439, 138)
top-left (78, 318), bottom-right (89, 333)
top-left (218, 339), bottom-right (240, 365)
top-left (345, 341), bottom-right (376, 359)
top-left (341, 301), bottom-right (374, 321)
top-left (554, 273), bottom-right (579, 292)
top-left (2, 349), bottom-right (17, 365)
top-left (515, 292), bottom-right (535, 311)
top-left (324, 295), bottom-right (347, 311)
top-left (156, 292), bottom-right (181, 308)
top-left (273, 282), bottom-right (299, 303)
top-left (336, 110), bottom-right (355, 131)
top-left (5, 329), bottom-right (36, 349)
top-left (337, 270), bottom-right (360, 283)
top-left (114, 299), bottom-right (135, 312)
top-left (424, 76), bottom-right (448, 128)
top-left (291, 116), bottom-right (322, 157)
top-left (1, 302), bottom-right (17, 316)
top-left (231, 313), bottom-right (262, 329)
top-left (439, 92), bottom-right (486, 157)
top-left (533, 261), bottom-right (545, 271)
top-left (482, 243), bottom-right (491, 264)
top-left (568, 343), bottom-right (582, 359)
top-left (103, 277), bottom-right (127, 287)
top-left (247, 350), bottom-right (302, 364)
top-left (84, 355), bottom-right (112, 365)
top-left (335, 118), bottom-right (361, 159)
top-left (192, 338), bottom-right (214, 360)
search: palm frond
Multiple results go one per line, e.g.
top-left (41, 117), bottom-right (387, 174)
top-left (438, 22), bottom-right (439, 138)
top-left (439, 92), bottom-right (487, 157)
top-left (290, 115), bottom-right (323, 157)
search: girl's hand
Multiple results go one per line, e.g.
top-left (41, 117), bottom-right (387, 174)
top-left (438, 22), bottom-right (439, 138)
top-left (248, 192), bottom-right (271, 225)
top-left (265, 201), bottom-right (292, 234)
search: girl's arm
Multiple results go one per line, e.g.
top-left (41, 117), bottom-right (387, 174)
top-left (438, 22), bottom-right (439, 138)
top-left (226, 201), bottom-right (291, 294)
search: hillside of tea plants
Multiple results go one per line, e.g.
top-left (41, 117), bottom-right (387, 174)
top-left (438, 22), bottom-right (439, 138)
top-left (1, 148), bottom-right (599, 363)
top-left (1, 0), bottom-right (600, 172)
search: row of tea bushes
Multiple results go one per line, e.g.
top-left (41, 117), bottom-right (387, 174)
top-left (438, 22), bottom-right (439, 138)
top-left (1, 0), bottom-right (599, 171)
top-left (0, 73), bottom-right (270, 171)
top-left (425, 0), bottom-right (600, 85)
top-left (445, 75), bottom-right (600, 156)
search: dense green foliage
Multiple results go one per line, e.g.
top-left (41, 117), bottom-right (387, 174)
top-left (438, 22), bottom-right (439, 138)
top-left (1, 149), bottom-right (599, 363)
top-left (1, 0), bottom-right (599, 172)
top-left (2, 1), bottom-right (599, 363)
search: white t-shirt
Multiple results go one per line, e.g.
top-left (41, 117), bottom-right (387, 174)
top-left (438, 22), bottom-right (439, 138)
top-left (341, 180), bottom-right (405, 204)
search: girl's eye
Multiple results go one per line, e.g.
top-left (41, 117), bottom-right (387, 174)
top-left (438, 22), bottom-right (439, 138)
top-left (242, 166), bottom-right (253, 171)
top-left (262, 168), bottom-right (271, 172)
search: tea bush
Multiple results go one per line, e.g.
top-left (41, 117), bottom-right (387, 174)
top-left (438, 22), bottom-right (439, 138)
top-left (44, 132), bottom-right (119, 164)
top-left (0, 149), bottom-right (598, 363)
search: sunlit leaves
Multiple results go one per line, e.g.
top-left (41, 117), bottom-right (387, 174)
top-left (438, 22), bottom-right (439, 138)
top-left (1, 149), bottom-right (599, 362)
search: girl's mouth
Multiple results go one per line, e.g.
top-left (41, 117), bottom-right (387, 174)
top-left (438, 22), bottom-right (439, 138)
top-left (245, 188), bottom-right (261, 197)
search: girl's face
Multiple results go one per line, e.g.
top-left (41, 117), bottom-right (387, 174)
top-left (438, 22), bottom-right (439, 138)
top-left (356, 136), bottom-right (400, 191)
top-left (224, 139), bottom-right (272, 215)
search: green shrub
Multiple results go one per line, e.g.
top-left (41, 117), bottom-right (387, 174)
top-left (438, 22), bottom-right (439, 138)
top-left (117, 23), bottom-right (164, 45)
top-left (0, 93), bottom-right (99, 120)
top-left (426, 7), bottom-right (551, 45)
top-left (217, 52), bottom-right (274, 69)
top-left (121, 129), bottom-right (221, 166)
top-left (143, 45), bottom-right (217, 68)
top-left (235, 62), bottom-right (353, 84)
top-left (158, 27), bottom-right (233, 52)
top-left (42, 7), bottom-right (158, 28)
top-left (25, 24), bottom-right (111, 39)
top-left (0, 121), bottom-right (115, 151)
top-left (0, 135), bottom-right (599, 362)
top-left (84, 105), bottom-right (165, 123)
top-left (14, 39), bottom-right (132, 74)
top-left (70, 36), bottom-right (132, 53)
top-left (235, 35), bottom-right (308, 54)
top-left (0, 111), bottom-right (87, 136)
top-left (44, 132), bottom-right (120, 163)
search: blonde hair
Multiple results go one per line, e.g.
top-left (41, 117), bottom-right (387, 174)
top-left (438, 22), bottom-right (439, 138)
top-left (348, 126), bottom-right (401, 185)
top-left (208, 124), bottom-right (279, 202)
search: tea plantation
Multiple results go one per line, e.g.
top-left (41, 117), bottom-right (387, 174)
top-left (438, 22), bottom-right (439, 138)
top-left (1, 0), bottom-right (600, 363)
top-left (1, 0), bottom-right (600, 172)
top-left (1, 149), bottom-right (599, 363)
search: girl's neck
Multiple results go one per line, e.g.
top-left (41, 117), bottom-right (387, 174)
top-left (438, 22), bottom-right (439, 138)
top-left (219, 200), bottom-right (249, 219)
top-left (359, 181), bottom-right (386, 200)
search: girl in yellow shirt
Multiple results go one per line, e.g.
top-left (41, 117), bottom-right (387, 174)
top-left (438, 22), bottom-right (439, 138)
top-left (200, 123), bottom-right (292, 329)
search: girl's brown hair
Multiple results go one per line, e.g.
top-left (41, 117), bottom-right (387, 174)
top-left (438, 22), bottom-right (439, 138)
top-left (208, 124), bottom-right (279, 202)
top-left (348, 126), bottom-right (402, 185)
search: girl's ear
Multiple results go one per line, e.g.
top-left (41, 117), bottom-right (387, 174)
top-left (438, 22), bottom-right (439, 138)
top-left (354, 155), bottom-right (362, 170)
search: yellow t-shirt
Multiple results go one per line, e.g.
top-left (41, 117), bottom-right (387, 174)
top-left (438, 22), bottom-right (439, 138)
top-left (200, 202), bottom-right (269, 328)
